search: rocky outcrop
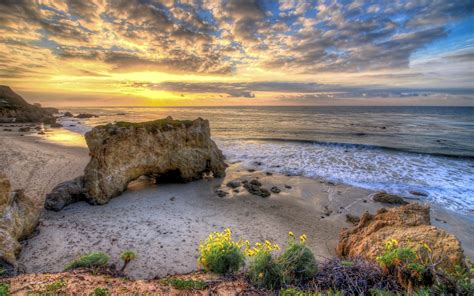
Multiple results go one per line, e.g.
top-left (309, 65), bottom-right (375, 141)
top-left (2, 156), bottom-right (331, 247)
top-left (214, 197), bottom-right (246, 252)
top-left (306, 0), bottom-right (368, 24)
top-left (0, 174), bottom-right (40, 272)
top-left (45, 117), bottom-right (227, 210)
top-left (336, 203), bottom-right (464, 271)
top-left (44, 177), bottom-right (86, 211)
top-left (0, 85), bottom-right (57, 123)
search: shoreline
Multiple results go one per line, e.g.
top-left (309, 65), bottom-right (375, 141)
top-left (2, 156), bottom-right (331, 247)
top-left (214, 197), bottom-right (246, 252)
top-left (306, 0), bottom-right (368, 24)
top-left (0, 124), bottom-right (473, 279)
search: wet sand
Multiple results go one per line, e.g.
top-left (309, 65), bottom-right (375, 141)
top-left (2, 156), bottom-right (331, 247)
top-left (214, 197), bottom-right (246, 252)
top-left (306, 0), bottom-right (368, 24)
top-left (0, 125), bottom-right (473, 279)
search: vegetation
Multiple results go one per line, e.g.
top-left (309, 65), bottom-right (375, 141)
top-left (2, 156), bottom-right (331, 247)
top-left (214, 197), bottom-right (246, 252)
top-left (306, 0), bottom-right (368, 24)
top-left (198, 228), bottom-right (246, 275)
top-left (113, 117), bottom-right (194, 131)
top-left (120, 250), bottom-right (137, 272)
top-left (64, 252), bottom-right (110, 271)
top-left (0, 267), bottom-right (5, 277)
top-left (0, 283), bottom-right (8, 296)
top-left (161, 278), bottom-right (208, 290)
top-left (248, 250), bottom-right (284, 289)
top-left (44, 279), bottom-right (66, 293)
top-left (90, 287), bottom-right (109, 296)
top-left (280, 233), bottom-right (317, 285)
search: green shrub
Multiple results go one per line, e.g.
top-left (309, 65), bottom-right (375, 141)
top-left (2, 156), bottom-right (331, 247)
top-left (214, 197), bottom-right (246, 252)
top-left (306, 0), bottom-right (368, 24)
top-left (0, 283), bottom-right (8, 296)
top-left (90, 287), bottom-right (108, 296)
top-left (376, 239), bottom-right (429, 289)
top-left (120, 250), bottom-right (137, 272)
top-left (280, 233), bottom-right (317, 285)
top-left (161, 278), bottom-right (208, 290)
top-left (198, 228), bottom-right (245, 275)
top-left (248, 251), bottom-right (284, 290)
top-left (280, 288), bottom-right (342, 296)
top-left (64, 252), bottom-right (110, 271)
top-left (432, 263), bottom-right (474, 295)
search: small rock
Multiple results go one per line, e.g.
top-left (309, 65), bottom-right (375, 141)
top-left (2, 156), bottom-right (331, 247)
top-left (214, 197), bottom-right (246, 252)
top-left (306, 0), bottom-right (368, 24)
top-left (50, 123), bottom-right (63, 128)
top-left (250, 179), bottom-right (262, 187)
top-left (265, 172), bottom-right (273, 176)
top-left (409, 191), bottom-right (428, 197)
top-left (253, 161), bottom-right (263, 166)
top-left (242, 180), bottom-right (249, 184)
top-left (226, 180), bottom-right (241, 189)
top-left (270, 186), bottom-right (281, 194)
top-left (284, 184), bottom-right (292, 189)
top-left (74, 113), bottom-right (98, 118)
top-left (371, 192), bottom-right (408, 205)
top-left (19, 127), bottom-right (30, 132)
top-left (345, 214), bottom-right (360, 225)
top-left (247, 169), bottom-right (256, 173)
top-left (170, 196), bottom-right (175, 201)
top-left (233, 189), bottom-right (240, 193)
top-left (37, 131), bottom-right (45, 135)
top-left (63, 111), bottom-right (74, 117)
top-left (216, 190), bottom-right (228, 197)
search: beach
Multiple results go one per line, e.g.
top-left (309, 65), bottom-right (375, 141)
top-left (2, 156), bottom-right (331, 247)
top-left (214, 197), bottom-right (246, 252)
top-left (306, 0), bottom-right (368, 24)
top-left (1, 126), bottom-right (472, 279)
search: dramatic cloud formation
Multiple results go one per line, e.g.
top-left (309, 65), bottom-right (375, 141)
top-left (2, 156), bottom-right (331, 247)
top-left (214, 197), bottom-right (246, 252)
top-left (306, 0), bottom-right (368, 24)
top-left (0, 0), bottom-right (473, 106)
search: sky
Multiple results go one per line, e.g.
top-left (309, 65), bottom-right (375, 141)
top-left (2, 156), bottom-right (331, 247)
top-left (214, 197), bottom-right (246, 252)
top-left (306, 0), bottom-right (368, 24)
top-left (0, 0), bottom-right (473, 107)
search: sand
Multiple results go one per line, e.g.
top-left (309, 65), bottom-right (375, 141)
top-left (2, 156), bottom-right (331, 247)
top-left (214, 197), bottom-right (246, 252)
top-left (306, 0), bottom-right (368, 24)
top-left (0, 125), bottom-right (473, 280)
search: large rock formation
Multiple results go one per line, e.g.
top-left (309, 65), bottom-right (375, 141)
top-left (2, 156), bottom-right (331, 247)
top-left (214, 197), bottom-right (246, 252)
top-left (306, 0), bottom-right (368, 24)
top-left (336, 203), bottom-right (464, 271)
top-left (0, 85), bottom-right (57, 123)
top-left (45, 117), bottom-right (227, 209)
top-left (0, 174), bottom-right (40, 272)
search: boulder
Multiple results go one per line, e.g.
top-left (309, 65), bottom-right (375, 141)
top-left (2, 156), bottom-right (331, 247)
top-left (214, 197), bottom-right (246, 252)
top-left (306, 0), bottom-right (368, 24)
top-left (226, 180), bottom-right (241, 189)
top-left (62, 111), bottom-right (73, 117)
top-left (371, 192), bottom-right (408, 205)
top-left (74, 113), bottom-right (98, 118)
top-left (0, 174), bottom-right (40, 271)
top-left (44, 176), bottom-right (87, 211)
top-left (0, 85), bottom-right (57, 123)
top-left (45, 117), bottom-right (227, 209)
top-left (336, 203), bottom-right (464, 271)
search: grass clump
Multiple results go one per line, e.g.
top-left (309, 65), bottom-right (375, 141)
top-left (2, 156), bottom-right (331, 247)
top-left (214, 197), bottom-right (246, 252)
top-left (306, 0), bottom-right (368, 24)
top-left (161, 278), bottom-right (208, 290)
top-left (44, 279), bottom-right (66, 293)
top-left (64, 252), bottom-right (110, 271)
top-left (280, 233), bottom-right (317, 285)
top-left (120, 250), bottom-right (137, 272)
top-left (89, 287), bottom-right (109, 296)
top-left (0, 283), bottom-right (8, 296)
top-left (198, 228), bottom-right (245, 275)
top-left (248, 250), bottom-right (284, 290)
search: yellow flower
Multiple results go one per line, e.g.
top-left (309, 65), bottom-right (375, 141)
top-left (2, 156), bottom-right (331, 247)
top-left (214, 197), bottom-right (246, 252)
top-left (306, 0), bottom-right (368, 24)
top-left (258, 272), bottom-right (264, 279)
top-left (288, 231), bottom-right (295, 237)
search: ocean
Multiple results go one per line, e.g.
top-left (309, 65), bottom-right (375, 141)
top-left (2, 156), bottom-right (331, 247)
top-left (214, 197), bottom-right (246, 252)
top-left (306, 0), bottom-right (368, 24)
top-left (59, 106), bottom-right (474, 212)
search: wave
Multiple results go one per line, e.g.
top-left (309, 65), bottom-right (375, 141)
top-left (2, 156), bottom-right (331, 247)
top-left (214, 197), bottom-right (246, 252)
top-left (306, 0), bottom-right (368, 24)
top-left (235, 137), bottom-right (474, 159)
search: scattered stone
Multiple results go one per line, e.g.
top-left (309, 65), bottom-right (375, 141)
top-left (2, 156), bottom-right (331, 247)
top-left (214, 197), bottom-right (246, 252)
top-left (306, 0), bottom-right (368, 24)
top-left (216, 190), bottom-right (228, 198)
top-left (63, 111), bottom-right (74, 117)
top-left (323, 205), bottom-right (333, 216)
top-left (265, 172), bottom-right (273, 176)
top-left (371, 192), bottom-right (408, 205)
top-left (250, 179), bottom-right (262, 187)
top-left (37, 131), bottom-right (45, 135)
top-left (50, 123), bottom-right (63, 128)
top-left (69, 124), bottom-right (76, 127)
top-left (270, 186), bottom-right (281, 194)
top-left (242, 180), bottom-right (249, 184)
top-left (355, 133), bottom-right (367, 136)
top-left (18, 127), bottom-right (30, 132)
top-left (3, 128), bottom-right (12, 131)
top-left (336, 203), bottom-right (465, 271)
top-left (362, 200), bottom-right (367, 203)
top-left (170, 196), bottom-right (175, 201)
top-left (226, 180), bottom-right (241, 189)
top-left (247, 169), bottom-right (256, 173)
top-left (44, 176), bottom-right (87, 211)
top-left (34, 126), bottom-right (42, 131)
top-left (409, 190), bottom-right (428, 197)
top-left (284, 184), bottom-right (292, 189)
top-left (233, 189), bottom-right (239, 193)
top-left (434, 217), bottom-right (447, 224)
top-left (345, 214), bottom-right (360, 225)
top-left (74, 113), bottom-right (98, 118)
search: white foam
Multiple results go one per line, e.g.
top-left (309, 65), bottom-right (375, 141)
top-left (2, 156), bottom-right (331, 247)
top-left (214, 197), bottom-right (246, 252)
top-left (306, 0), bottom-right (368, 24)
top-left (216, 139), bottom-right (474, 212)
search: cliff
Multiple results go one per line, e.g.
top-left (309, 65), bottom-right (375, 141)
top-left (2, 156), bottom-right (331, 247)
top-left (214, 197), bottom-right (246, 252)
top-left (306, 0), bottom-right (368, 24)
top-left (0, 86), bottom-right (57, 123)
top-left (0, 174), bottom-right (40, 274)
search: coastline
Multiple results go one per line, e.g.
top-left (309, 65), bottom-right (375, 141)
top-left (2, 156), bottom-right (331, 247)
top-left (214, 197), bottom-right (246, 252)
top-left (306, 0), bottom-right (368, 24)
top-left (0, 125), bottom-right (472, 280)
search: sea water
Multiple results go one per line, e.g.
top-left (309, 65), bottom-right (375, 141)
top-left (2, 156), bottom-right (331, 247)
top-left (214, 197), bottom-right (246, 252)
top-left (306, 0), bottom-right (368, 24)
top-left (59, 106), bottom-right (474, 212)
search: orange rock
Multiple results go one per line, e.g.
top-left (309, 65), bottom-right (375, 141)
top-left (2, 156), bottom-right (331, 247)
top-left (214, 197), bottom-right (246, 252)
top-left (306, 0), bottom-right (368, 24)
top-left (336, 203), bottom-right (465, 271)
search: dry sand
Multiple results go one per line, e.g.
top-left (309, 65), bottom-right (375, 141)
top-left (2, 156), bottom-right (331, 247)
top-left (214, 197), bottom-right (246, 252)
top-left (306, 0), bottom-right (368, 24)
top-left (1, 125), bottom-right (473, 280)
